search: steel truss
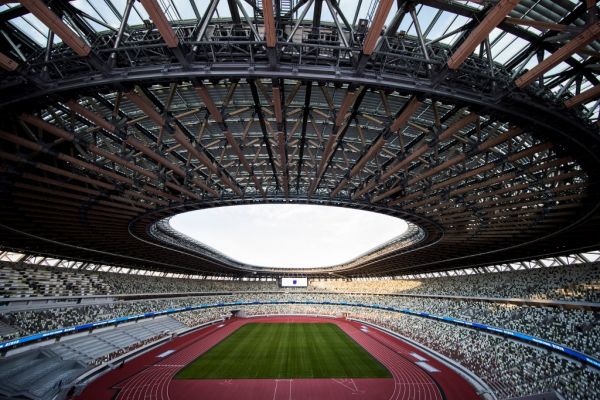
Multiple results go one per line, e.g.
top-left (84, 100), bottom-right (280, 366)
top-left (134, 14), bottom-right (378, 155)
top-left (0, 0), bottom-right (599, 277)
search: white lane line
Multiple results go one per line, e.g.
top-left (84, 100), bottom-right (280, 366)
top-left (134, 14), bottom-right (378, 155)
top-left (272, 379), bottom-right (279, 400)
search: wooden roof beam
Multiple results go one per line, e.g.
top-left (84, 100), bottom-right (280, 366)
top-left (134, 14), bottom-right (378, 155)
top-left (441, 195), bottom-right (583, 222)
top-left (117, 134), bottom-right (215, 197)
top-left (439, 183), bottom-right (583, 217)
top-left (362, 0), bottom-right (394, 55)
top-left (14, 194), bottom-right (138, 217)
top-left (195, 84), bottom-right (264, 196)
top-left (0, 151), bottom-right (112, 191)
top-left (124, 91), bottom-right (228, 196)
top-left (195, 86), bottom-right (224, 123)
top-left (376, 126), bottom-right (523, 202)
top-left (564, 84), bottom-right (600, 108)
top-left (334, 90), bottom-right (357, 127)
top-left (390, 97), bottom-right (423, 133)
top-left (503, 17), bottom-right (570, 32)
top-left (127, 90), bottom-right (219, 178)
top-left (21, 113), bottom-right (166, 184)
top-left (165, 181), bottom-right (202, 200)
top-left (23, 173), bottom-right (104, 197)
top-left (445, 151), bottom-right (553, 196)
top-left (447, 0), bottom-right (520, 70)
top-left (14, 183), bottom-right (149, 212)
top-left (413, 178), bottom-right (585, 215)
top-left (373, 153), bottom-right (467, 203)
top-left (515, 21), bottom-right (600, 88)
top-left (426, 141), bottom-right (553, 193)
top-left (272, 86), bottom-right (283, 124)
top-left (65, 101), bottom-right (116, 133)
top-left (353, 143), bottom-right (426, 199)
top-left (0, 131), bottom-right (130, 189)
top-left (124, 136), bottom-right (181, 178)
top-left (139, 0), bottom-right (179, 48)
top-left (393, 152), bottom-right (568, 209)
top-left (331, 96), bottom-right (421, 197)
top-left (223, 130), bottom-right (263, 196)
top-left (20, 0), bottom-right (91, 57)
top-left (310, 89), bottom-right (359, 195)
top-left (354, 112), bottom-right (478, 200)
top-left (62, 104), bottom-right (185, 201)
top-left (0, 129), bottom-right (132, 186)
top-left (0, 52), bottom-right (18, 71)
top-left (262, 0), bottom-right (276, 48)
top-left (437, 112), bottom-right (480, 143)
top-left (277, 130), bottom-right (288, 196)
top-left (124, 91), bottom-right (165, 125)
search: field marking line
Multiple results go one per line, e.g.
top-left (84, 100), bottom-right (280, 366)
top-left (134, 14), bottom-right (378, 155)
top-left (338, 320), bottom-right (399, 400)
top-left (331, 379), bottom-right (359, 393)
top-left (116, 362), bottom-right (159, 400)
top-left (372, 328), bottom-right (443, 400)
top-left (272, 379), bottom-right (279, 400)
top-left (368, 326), bottom-right (443, 400)
top-left (155, 364), bottom-right (174, 400)
top-left (161, 321), bottom-right (244, 400)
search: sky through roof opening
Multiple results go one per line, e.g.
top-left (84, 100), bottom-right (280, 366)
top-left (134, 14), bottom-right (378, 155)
top-left (169, 204), bottom-right (408, 269)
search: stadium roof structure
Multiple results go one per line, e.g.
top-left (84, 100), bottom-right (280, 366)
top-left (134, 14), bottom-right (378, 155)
top-left (0, 0), bottom-right (599, 278)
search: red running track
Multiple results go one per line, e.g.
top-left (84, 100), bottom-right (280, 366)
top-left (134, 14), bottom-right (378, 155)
top-left (75, 316), bottom-right (479, 400)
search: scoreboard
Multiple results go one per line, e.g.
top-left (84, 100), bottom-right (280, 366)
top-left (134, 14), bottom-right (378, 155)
top-left (280, 277), bottom-right (308, 287)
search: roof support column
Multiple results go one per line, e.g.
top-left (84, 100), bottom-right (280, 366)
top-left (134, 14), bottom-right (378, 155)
top-left (409, 3), bottom-right (431, 74)
top-left (190, 0), bottom-right (219, 57)
top-left (108, 0), bottom-right (135, 68)
top-left (296, 83), bottom-right (313, 193)
top-left (273, 82), bottom-right (289, 196)
top-left (249, 80), bottom-right (279, 189)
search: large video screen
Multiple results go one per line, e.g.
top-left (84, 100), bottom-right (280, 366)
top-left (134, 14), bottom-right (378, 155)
top-left (281, 277), bottom-right (308, 287)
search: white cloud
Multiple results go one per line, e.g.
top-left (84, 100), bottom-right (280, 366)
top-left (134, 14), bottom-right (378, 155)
top-left (169, 204), bottom-right (408, 269)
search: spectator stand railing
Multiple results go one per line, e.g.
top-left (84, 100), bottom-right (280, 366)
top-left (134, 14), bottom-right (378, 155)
top-left (1, 300), bottom-right (598, 369)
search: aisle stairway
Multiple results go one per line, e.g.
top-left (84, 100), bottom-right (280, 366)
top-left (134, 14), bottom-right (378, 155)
top-left (0, 316), bottom-right (187, 400)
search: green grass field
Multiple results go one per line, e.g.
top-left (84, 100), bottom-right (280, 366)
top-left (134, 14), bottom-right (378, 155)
top-left (175, 323), bottom-right (391, 379)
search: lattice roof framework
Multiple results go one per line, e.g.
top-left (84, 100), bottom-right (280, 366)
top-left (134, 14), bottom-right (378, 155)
top-left (0, 0), bottom-right (598, 277)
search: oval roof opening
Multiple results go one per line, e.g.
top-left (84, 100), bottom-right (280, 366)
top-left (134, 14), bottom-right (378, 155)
top-left (169, 204), bottom-right (409, 269)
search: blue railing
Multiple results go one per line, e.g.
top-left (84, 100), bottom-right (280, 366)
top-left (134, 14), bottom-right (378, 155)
top-left (1, 300), bottom-right (598, 369)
